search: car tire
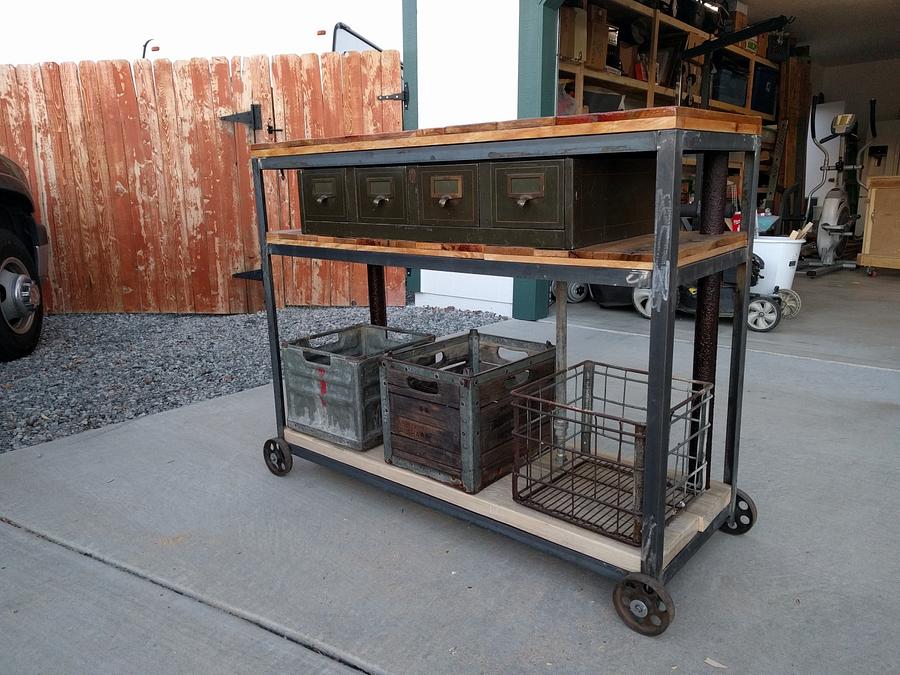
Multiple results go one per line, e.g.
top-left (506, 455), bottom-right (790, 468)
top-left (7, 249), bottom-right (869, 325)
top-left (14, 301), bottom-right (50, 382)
top-left (0, 229), bottom-right (44, 361)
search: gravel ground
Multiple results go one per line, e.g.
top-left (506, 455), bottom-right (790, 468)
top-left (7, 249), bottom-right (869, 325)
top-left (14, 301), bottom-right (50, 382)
top-left (0, 306), bottom-right (503, 452)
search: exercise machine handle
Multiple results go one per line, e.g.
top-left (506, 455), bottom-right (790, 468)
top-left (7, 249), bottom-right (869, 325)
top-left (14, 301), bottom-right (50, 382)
top-left (810, 94), bottom-right (819, 142)
top-left (869, 98), bottom-right (877, 139)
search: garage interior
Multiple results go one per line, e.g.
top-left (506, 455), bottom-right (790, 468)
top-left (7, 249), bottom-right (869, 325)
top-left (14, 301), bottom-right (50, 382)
top-left (1, 0), bottom-right (899, 672)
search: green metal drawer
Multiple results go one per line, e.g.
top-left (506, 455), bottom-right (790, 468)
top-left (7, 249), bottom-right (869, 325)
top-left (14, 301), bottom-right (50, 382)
top-left (416, 164), bottom-right (479, 227)
top-left (489, 160), bottom-right (565, 230)
top-left (354, 167), bottom-right (408, 224)
top-left (300, 168), bottom-right (352, 223)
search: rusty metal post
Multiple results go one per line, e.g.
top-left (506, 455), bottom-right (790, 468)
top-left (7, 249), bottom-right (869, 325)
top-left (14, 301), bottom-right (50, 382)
top-left (692, 151), bottom-right (728, 488)
top-left (367, 264), bottom-right (387, 326)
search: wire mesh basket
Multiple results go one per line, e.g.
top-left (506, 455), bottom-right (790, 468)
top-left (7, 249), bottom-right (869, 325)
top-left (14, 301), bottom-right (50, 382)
top-left (511, 361), bottom-right (713, 546)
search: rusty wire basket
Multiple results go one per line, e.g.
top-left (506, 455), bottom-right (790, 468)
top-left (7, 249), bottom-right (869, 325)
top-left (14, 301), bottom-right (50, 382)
top-left (511, 361), bottom-right (713, 546)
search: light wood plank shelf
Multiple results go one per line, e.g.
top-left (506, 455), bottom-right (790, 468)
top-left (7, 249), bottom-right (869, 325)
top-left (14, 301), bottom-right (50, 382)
top-left (284, 428), bottom-right (731, 573)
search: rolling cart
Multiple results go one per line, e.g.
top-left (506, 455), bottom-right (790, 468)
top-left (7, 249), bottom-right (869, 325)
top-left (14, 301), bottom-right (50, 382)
top-left (250, 108), bottom-right (761, 636)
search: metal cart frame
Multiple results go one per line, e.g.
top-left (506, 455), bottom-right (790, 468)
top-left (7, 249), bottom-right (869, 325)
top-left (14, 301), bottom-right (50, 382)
top-left (251, 126), bottom-right (760, 635)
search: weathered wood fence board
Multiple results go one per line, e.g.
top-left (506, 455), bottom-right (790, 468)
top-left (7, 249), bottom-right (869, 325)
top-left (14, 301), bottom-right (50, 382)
top-left (0, 51), bottom-right (406, 314)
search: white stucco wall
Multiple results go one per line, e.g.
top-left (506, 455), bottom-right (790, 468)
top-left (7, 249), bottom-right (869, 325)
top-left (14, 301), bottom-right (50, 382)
top-left (414, 0), bottom-right (520, 315)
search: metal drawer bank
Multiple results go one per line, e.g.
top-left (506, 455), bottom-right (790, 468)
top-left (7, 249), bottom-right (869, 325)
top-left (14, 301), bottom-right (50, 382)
top-left (300, 156), bottom-right (655, 249)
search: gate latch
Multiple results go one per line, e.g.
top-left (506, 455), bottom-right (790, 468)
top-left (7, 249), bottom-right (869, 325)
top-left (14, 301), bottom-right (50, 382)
top-left (377, 81), bottom-right (409, 110)
top-left (220, 103), bottom-right (263, 130)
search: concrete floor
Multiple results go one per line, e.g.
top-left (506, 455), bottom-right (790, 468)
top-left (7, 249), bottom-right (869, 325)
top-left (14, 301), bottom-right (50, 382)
top-left (1, 269), bottom-right (898, 674)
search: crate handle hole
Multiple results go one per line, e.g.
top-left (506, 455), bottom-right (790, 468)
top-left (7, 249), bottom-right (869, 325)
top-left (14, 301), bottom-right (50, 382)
top-left (303, 351), bottom-right (331, 366)
top-left (407, 377), bottom-right (439, 395)
top-left (497, 347), bottom-right (528, 362)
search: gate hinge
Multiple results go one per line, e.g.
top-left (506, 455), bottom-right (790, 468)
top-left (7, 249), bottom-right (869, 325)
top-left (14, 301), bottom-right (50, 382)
top-left (220, 103), bottom-right (263, 130)
top-left (377, 81), bottom-right (409, 110)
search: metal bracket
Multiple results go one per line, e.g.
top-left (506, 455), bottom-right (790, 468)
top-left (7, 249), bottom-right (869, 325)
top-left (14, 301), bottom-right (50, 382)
top-left (232, 268), bottom-right (262, 282)
top-left (377, 81), bottom-right (409, 110)
top-left (266, 119), bottom-right (283, 136)
top-left (220, 103), bottom-right (262, 130)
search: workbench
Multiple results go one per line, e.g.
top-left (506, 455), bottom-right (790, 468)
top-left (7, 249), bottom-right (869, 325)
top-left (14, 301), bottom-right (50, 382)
top-left (250, 106), bottom-right (762, 635)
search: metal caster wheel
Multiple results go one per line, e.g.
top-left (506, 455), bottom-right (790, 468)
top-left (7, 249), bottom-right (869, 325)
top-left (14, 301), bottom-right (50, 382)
top-left (866, 267), bottom-right (876, 277)
top-left (612, 573), bottom-right (675, 636)
top-left (747, 297), bottom-right (781, 332)
top-left (566, 282), bottom-right (590, 303)
top-left (632, 288), bottom-right (652, 319)
top-left (777, 289), bottom-right (801, 319)
top-left (263, 438), bottom-right (293, 476)
top-left (720, 489), bottom-right (757, 535)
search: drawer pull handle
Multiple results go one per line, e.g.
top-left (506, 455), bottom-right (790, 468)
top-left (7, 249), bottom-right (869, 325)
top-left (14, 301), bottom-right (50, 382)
top-left (437, 195), bottom-right (456, 208)
top-left (516, 195), bottom-right (534, 208)
top-left (372, 195), bottom-right (390, 206)
top-left (315, 194), bottom-right (330, 205)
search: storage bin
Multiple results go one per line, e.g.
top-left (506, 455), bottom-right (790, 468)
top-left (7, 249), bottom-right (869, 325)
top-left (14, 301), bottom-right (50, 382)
top-left (283, 324), bottom-right (434, 450)
top-left (512, 361), bottom-right (713, 546)
top-left (381, 330), bottom-right (555, 493)
top-left (751, 236), bottom-right (803, 294)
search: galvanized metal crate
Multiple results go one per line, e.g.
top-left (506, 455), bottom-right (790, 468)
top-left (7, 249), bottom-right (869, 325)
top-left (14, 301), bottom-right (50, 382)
top-left (381, 330), bottom-right (555, 493)
top-left (511, 361), bottom-right (713, 546)
top-left (282, 324), bottom-right (434, 450)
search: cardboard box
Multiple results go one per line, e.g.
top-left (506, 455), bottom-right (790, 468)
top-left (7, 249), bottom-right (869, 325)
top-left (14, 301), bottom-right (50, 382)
top-left (585, 5), bottom-right (608, 70)
top-left (619, 42), bottom-right (638, 78)
top-left (559, 6), bottom-right (587, 62)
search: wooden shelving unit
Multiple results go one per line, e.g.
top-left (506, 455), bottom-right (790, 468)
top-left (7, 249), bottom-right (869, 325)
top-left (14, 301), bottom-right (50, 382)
top-left (559, 0), bottom-right (779, 122)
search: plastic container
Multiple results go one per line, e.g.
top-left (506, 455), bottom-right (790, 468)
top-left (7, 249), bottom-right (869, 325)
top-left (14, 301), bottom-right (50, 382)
top-left (282, 324), bottom-right (434, 450)
top-left (751, 236), bottom-right (803, 294)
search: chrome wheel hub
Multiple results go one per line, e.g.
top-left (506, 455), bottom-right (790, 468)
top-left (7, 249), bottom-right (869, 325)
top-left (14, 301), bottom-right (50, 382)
top-left (0, 256), bottom-right (40, 335)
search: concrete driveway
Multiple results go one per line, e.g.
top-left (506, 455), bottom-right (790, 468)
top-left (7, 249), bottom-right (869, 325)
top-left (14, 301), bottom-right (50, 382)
top-left (1, 270), bottom-right (898, 674)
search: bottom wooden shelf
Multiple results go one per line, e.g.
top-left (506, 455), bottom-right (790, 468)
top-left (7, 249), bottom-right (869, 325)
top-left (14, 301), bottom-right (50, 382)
top-left (284, 428), bottom-right (730, 573)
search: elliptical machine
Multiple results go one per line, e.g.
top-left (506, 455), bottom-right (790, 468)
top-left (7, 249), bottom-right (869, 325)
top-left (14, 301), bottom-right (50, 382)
top-left (805, 96), bottom-right (878, 277)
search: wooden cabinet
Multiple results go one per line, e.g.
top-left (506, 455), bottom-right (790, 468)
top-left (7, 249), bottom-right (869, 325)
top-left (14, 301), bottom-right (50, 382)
top-left (300, 155), bottom-right (656, 249)
top-left (858, 176), bottom-right (900, 271)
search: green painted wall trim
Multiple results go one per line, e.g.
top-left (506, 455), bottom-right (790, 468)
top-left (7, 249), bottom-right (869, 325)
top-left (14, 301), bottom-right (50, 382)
top-left (512, 0), bottom-right (559, 320)
top-left (406, 267), bottom-right (421, 294)
top-left (517, 0), bottom-right (563, 118)
top-left (402, 0), bottom-right (420, 298)
top-left (401, 0), bottom-right (418, 130)
top-left (512, 279), bottom-right (550, 321)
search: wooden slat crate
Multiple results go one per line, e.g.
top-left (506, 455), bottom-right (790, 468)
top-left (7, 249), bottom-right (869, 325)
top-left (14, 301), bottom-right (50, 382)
top-left (381, 331), bottom-right (555, 493)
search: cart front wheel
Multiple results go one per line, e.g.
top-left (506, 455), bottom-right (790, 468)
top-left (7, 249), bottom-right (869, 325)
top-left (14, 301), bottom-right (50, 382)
top-left (720, 489), bottom-right (757, 535)
top-left (777, 289), bottom-right (801, 319)
top-left (263, 438), bottom-right (293, 476)
top-left (613, 573), bottom-right (674, 636)
top-left (747, 297), bottom-right (781, 332)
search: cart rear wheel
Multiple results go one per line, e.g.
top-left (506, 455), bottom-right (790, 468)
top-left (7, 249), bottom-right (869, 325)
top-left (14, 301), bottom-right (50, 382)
top-left (263, 438), bottom-right (293, 476)
top-left (566, 282), bottom-right (590, 303)
top-left (613, 573), bottom-right (674, 636)
top-left (720, 489), bottom-right (757, 535)
top-left (747, 297), bottom-right (781, 332)
top-left (777, 289), bottom-right (801, 319)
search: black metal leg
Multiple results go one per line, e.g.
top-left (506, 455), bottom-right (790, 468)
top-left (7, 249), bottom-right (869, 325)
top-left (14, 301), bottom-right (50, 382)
top-left (367, 264), bottom-right (387, 326)
top-left (723, 144), bottom-right (760, 512)
top-left (691, 152), bottom-right (728, 488)
top-left (252, 159), bottom-right (287, 432)
top-left (641, 130), bottom-right (683, 579)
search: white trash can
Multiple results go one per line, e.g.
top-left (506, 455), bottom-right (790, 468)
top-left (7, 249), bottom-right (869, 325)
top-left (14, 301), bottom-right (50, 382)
top-left (751, 236), bottom-right (803, 294)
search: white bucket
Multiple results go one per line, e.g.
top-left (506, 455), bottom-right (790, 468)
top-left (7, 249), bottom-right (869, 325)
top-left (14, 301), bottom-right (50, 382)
top-left (751, 237), bottom-right (803, 294)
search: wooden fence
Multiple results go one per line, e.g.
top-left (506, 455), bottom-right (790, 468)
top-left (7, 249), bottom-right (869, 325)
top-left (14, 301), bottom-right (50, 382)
top-left (0, 51), bottom-right (406, 314)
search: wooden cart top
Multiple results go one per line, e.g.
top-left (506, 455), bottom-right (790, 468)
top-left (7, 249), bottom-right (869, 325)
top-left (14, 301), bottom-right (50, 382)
top-left (251, 107), bottom-right (761, 159)
top-left (267, 230), bottom-right (748, 271)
